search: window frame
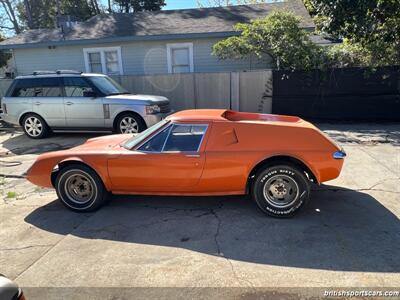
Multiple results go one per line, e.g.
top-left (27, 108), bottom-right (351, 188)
top-left (166, 43), bottom-right (194, 74)
top-left (136, 123), bottom-right (209, 153)
top-left (83, 47), bottom-right (124, 75)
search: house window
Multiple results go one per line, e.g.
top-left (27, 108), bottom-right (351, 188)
top-left (83, 47), bottom-right (123, 75)
top-left (167, 43), bottom-right (194, 73)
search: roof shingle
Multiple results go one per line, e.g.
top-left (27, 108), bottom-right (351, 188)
top-left (0, 0), bottom-right (314, 48)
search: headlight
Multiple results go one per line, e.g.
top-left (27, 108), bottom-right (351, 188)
top-left (146, 105), bottom-right (161, 114)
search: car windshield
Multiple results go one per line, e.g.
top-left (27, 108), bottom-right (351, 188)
top-left (122, 119), bottom-right (169, 149)
top-left (87, 76), bottom-right (129, 96)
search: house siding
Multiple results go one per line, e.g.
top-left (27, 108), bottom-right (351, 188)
top-left (12, 37), bottom-right (272, 76)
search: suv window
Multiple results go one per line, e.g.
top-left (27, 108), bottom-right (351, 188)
top-left (63, 77), bottom-right (96, 97)
top-left (163, 124), bottom-right (207, 152)
top-left (11, 78), bottom-right (61, 97)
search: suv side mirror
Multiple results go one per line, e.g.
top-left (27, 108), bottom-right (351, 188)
top-left (83, 91), bottom-right (97, 98)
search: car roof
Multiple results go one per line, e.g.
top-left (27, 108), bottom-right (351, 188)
top-left (167, 109), bottom-right (315, 130)
top-left (168, 109), bottom-right (303, 122)
top-left (168, 109), bottom-right (228, 122)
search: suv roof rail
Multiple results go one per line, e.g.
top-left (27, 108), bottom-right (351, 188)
top-left (55, 70), bottom-right (82, 75)
top-left (31, 70), bottom-right (82, 76)
top-left (31, 70), bottom-right (56, 75)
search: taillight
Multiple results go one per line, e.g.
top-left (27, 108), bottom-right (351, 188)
top-left (333, 150), bottom-right (347, 159)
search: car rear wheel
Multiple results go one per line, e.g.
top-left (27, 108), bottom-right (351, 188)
top-left (22, 114), bottom-right (50, 139)
top-left (116, 113), bottom-right (146, 134)
top-left (55, 164), bottom-right (108, 212)
top-left (251, 164), bottom-right (310, 218)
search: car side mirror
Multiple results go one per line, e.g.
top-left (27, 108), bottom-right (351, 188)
top-left (83, 91), bottom-right (97, 98)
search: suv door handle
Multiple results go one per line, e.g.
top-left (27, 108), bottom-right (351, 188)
top-left (34, 102), bottom-right (41, 105)
top-left (66, 102), bottom-right (74, 105)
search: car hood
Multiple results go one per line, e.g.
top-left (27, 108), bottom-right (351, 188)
top-left (73, 134), bottom-right (134, 151)
top-left (105, 94), bottom-right (169, 104)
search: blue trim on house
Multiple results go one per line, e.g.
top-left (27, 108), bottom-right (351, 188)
top-left (0, 27), bottom-right (316, 50)
top-left (0, 31), bottom-right (239, 50)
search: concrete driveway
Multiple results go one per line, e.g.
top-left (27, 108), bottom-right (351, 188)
top-left (0, 124), bottom-right (399, 299)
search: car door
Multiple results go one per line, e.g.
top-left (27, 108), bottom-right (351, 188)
top-left (27, 77), bottom-right (66, 127)
top-left (108, 123), bottom-right (210, 192)
top-left (62, 77), bottom-right (105, 128)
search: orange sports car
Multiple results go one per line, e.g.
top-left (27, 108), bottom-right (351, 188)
top-left (26, 109), bottom-right (346, 217)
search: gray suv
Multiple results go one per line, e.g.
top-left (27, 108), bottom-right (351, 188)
top-left (0, 71), bottom-right (171, 139)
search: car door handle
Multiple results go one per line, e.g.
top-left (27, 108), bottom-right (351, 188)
top-left (66, 102), bottom-right (74, 105)
top-left (186, 154), bottom-right (200, 158)
top-left (34, 102), bottom-right (41, 105)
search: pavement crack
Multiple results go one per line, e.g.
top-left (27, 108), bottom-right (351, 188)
top-left (0, 173), bottom-right (26, 179)
top-left (14, 210), bottom-right (99, 281)
top-left (358, 147), bottom-right (399, 175)
top-left (209, 204), bottom-right (254, 288)
top-left (0, 244), bottom-right (54, 251)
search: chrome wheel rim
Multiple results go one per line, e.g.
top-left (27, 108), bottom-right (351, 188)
top-left (64, 173), bottom-right (95, 204)
top-left (263, 175), bottom-right (299, 208)
top-left (24, 116), bottom-right (43, 137)
top-left (120, 117), bottom-right (139, 133)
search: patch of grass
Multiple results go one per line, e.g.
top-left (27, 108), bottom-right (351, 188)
top-left (6, 191), bottom-right (17, 198)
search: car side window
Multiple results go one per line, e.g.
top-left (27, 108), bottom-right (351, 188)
top-left (138, 126), bottom-right (171, 152)
top-left (11, 78), bottom-right (62, 97)
top-left (63, 77), bottom-right (95, 97)
top-left (163, 124), bottom-right (207, 152)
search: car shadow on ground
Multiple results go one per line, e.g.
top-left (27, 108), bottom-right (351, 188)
top-left (0, 130), bottom-right (105, 156)
top-left (24, 185), bottom-right (400, 273)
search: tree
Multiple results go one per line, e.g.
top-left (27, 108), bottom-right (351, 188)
top-left (0, 0), bottom-right (21, 34)
top-left (16, 0), bottom-right (98, 29)
top-left (114, 0), bottom-right (165, 13)
top-left (305, 0), bottom-right (400, 66)
top-left (0, 34), bottom-right (11, 68)
top-left (197, 0), bottom-right (267, 7)
top-left (213, 11), bottom-right (324, 70)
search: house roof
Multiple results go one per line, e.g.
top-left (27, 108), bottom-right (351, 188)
top-left (0, 0), bottom-right (314, 49)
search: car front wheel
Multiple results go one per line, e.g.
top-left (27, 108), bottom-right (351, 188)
top-left (116, 113), bottom-right (146, 134)
top-left (22, 114), bottom-right (50, 139)
top-left (251, 164), bottom-right (310, 218)
top-left (55, 164), bottom-right (108, 212)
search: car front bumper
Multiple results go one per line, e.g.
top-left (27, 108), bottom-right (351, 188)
top-left (143, 112), bottom-right (173, 128)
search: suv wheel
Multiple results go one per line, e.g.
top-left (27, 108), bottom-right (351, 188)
top-left (116, 113), bottom-right (145, 134)
top-left (22, 114), bottom-right (50, 139)
top-left (251, 164), bottom-right (310, 218)
top-left (55, 164), bottom-right (108, 212)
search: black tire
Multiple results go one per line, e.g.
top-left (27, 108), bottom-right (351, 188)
top-left (55, 164), bottom-right (108, 212)
top-left (115, 112), bottom-right (146, 134)
top-left (251, 164), bottom-right (310, 218)
top-left (21, 113), bottom-right (50, 139)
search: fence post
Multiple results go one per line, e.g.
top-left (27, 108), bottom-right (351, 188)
top-left (230, 72), bottom-right (240, 111)
top-left (193, 73), bottom-right (197, 109)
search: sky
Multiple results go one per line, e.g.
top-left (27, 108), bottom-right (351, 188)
top-left (165, 0), bottom-right (200, 9)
